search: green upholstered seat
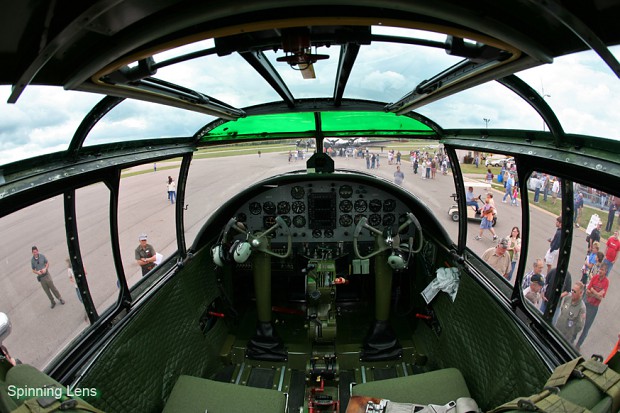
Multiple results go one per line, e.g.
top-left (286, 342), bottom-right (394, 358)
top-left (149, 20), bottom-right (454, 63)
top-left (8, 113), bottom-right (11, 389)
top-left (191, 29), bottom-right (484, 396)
top-left (351, 368), bottom-right (470, 406)
top-left (162, 375), bottom-right (287, 413)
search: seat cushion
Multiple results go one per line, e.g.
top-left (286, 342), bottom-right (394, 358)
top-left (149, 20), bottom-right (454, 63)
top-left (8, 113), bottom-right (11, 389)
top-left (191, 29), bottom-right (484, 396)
top-left (163, 375), bottom-right (287, 413)
top-left (351, 368), bottom-right (470, 405)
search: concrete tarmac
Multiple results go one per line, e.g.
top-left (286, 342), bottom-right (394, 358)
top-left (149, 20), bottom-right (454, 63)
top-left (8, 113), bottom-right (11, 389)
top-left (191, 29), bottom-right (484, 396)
top-left (0, 151), bottom-right (616, 368)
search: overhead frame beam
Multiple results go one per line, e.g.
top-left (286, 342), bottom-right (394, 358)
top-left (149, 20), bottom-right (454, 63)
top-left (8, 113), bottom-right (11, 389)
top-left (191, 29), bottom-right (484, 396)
top-left (333, 43), bottom-right (361, 106)
top-left (239, 50), bottom-right (295, 108)
top-left (7, 0), bottom-right (124, 103)
top-left (497, 75), bottom-right (564, 147)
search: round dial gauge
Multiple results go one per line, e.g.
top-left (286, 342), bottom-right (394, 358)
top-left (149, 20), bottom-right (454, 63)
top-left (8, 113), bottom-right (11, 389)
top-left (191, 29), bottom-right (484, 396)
top-left (382, 213), bottom-right (396, 227)
top-left (249, 202), bottom-right (262, 215)
top-left (339, 184), bottom-right (353, 198)
top-left (277, 201), bottom-right (290, 215)
top-left (291, 186), bottom-right (305, 199)
top-left (383, 199), bottom-right (396, 212)
top-left (369, 199), bottom-right (382, 213)
top-left (263, 201), bottom-right (276, 215)
top-left (324, 229), bottom-right (334, 238)
top-left (368, 214), bottom-right (382, 227)
top-left (292, 201), bottom-right (305, 214)
top-left (354, 199), bottom-right (367, 213)
top-left (339, 214), bottom-right (353, 227)
top-left (354, 214), bottom-right (367, 225)
top-left (339, 200), bottom-right (353, 213)
top-left (281, 216), bottom-right (291, 227)
top-left (263, 216), bottom-right (277, 228)
top-left (293, 215), bottom-right (306, 228)
top-left (312, 229), bottom-right (322, 238)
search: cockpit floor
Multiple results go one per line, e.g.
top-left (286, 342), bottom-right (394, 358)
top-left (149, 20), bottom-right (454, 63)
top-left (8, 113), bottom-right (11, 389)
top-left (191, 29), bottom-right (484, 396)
top-left (213, 304), bottom-right (430, 412)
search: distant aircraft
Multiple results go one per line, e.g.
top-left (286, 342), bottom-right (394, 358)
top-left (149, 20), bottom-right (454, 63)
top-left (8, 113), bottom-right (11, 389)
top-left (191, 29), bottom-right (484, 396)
top-left (322, 137), bottom-right (391, 149)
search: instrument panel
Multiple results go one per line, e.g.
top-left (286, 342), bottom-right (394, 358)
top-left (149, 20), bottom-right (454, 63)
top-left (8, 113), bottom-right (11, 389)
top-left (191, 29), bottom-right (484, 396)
top-left (233, 181), bottom-right (411, 242)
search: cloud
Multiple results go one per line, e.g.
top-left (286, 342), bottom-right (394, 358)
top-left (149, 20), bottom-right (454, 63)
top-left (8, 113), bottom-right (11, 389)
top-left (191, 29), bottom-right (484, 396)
top-left (1, 43), bottom-right (618, 166)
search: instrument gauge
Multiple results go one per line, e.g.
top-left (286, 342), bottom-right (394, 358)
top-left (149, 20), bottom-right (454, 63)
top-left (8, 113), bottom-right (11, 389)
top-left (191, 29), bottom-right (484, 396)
top-left (249, 202), bottom-right (262, 215)
top-left (354, 214), bottom-right (367, 225)
top-left (277, 201), bottom-right (290, 215)
top-left (293, 215), bottom-right (306, 228)
top-left (263, 201), bottom-right (276, 215)
top-left (369, 199), bottom-right (382, 212)
top-left (339, 184), bottom-right (353, 198)
top-left (368, 214), bottom-right (382, 227)
top-left (312, 229), bottom-right (323, 238)
top-left (382, 213), bottom-right (396, 227)
top-left (383, 199), bottom-right (396, 212)
top-left (281, 216), bottom-right (291, 227)
top-left (291, 186), bottom-right (305, 200)
top-left (339, 214), bottom-right (353, 227)
top-left (324, 229), bottom-right (334, 238)
top-left (263, 216), bottom-right (277, 228)
top-left (354, 199), bottom-right (367, 213)
top-left (339, 200), bottom-right (353, 213)
top-left (292, 201), bottom-right (305, 214)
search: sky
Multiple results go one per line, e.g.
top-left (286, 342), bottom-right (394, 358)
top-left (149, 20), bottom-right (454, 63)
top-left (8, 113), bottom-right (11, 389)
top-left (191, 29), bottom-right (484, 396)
top-left (1, 30), bottom-right (619, 167)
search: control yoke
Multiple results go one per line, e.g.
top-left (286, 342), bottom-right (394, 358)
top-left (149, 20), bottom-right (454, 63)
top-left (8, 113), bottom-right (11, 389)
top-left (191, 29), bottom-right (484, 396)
top-left (231, 216), bottom-right (292, 260)
top-left (353, 212), bottom-right (423, 265)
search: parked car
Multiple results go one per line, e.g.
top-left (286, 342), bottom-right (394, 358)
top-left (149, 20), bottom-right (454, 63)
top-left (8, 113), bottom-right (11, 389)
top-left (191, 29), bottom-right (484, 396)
top-left (485, 156), bottom-right (514, 167)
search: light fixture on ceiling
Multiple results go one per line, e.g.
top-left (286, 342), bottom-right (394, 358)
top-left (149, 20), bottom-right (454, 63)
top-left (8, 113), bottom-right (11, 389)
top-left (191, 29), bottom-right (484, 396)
top-left (276, 28), bottom-right (329, 79)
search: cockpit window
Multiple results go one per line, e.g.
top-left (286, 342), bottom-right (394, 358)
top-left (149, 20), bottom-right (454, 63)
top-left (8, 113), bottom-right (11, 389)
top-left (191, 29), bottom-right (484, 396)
top-left (522, 171), bottom-right (619, 357)
top-left (83, 99), bottom-right (212, 147)
top-left (117, 163), bottom-right (180, 290)
top-left (464, 154), bottom-right (522, 284)
top-left (563, 179), bottom-right (617, 356)
top-left (0, 197), bottom-right (83, 369)
top-left (75, 183), bottom-right (118, 316)
top-left (200, 112), bottom-right (435, 143)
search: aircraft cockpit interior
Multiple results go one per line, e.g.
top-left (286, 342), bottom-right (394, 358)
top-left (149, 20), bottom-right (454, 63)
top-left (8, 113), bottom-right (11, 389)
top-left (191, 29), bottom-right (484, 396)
top-left (2, 2), bottom-right (620, 413)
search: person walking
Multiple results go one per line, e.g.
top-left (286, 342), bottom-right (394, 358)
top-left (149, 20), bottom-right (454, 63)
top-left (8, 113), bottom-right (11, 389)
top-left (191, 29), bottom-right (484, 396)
top-left (393, 165), bottom-right (404, 185)
top-left (502, 174), bottom-right (514, 203)
top-left (574, 192), bottom-right (584, 227)
top-left (167, 176), bottom-right (176, 204)
top-left (474, 194), bottom-right (497, 241)
top-left (551, 178), bottom-right (560, 205)
top-left (31, 246), bottom-right (65, 309)
top-left (485, 168), bottom-right (493, 184)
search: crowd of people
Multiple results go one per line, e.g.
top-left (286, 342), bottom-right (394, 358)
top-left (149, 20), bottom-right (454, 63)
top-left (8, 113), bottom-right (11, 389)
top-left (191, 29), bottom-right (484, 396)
top-left (478, 211), bottom-right (619, 351)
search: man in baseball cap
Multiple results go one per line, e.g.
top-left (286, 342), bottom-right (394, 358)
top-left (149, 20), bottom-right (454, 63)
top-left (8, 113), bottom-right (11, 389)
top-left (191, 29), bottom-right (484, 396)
top-left (523, 273), bottom-right (544, 308)
top-left (481, 237), bottom-right (511, 279)
top-left (135, 234), bottom-right (157, 276)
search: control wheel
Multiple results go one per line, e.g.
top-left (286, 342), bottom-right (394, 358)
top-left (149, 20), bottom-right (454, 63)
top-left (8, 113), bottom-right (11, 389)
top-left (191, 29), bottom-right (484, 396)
top-left (353, 212), bottom-right (423, 260)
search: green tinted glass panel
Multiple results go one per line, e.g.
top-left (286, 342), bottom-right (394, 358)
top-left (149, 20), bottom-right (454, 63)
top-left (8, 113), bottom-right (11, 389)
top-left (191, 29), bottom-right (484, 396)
top-left (321, 112), bottom-right (432, 134)
top-left (202, 111), bottom-right (434, 142)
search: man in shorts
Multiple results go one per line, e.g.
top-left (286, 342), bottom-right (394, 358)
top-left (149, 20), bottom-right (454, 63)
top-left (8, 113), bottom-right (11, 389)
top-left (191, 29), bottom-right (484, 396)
top-left (474, 194), bottom-right (497, 241)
